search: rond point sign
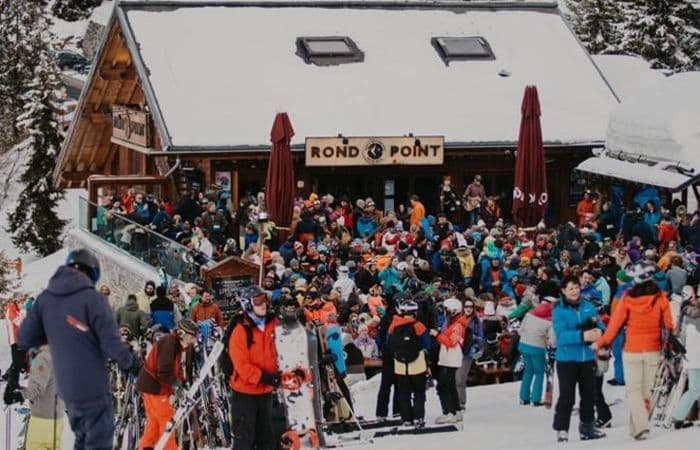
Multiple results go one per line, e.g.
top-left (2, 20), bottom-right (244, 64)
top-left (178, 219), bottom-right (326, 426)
top-left (305, 136), bottom-right (444, 166)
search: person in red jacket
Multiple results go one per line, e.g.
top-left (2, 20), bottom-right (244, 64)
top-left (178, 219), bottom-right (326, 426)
top-left (190, 290), bottom-right (223, 327)
top-left (434, 298), bottom-right (467, 424)
top-left (228, 285), bottom-right (278, 450)
top-left (576, 191), bottom-right (595, 226)
top-left (656, 215), bottom-right (678, 254)
top-left (136, 319), bottom-right (198, 450)
top-left (594, 262), bottom-right (674, 441)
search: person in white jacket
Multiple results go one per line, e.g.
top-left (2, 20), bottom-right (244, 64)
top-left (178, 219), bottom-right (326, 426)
top-left (671, 292), bottom-right (700, 429)
top-left (333, 266), bottom-right (356, 302)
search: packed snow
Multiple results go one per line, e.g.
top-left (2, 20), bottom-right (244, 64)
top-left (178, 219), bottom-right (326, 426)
top-left (125, 5), bottom-right (618, 148)
top-left (591, 55), bottom-right (666, 103)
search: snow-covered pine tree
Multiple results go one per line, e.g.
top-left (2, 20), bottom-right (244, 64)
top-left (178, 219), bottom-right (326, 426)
top-left (5, 1), bottom-right (67, 257)
top-left (51, 0), bottom-right (103, 22)
top-left (0, 251), bottom-right (12, 297)
top-left (567, 0), bottom-right (623, 54)
top-left (621, 0), bottom-right (700, 71)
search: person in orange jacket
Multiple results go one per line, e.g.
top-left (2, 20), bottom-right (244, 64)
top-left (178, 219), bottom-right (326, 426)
top-left (136, 319), bottom-right (198, 450)
top-left (594, 262), bottom-right (674, 441)
top-left (189, 290), bottom-right (223, 327)
top-left (228, 285), bottom-right (278, 450)
top-left (656, 215), bottom-right (678, 254)
top-left (409, 195), bottom-right (426, 228)
top-left (576, 191), bottom-right (595, 226)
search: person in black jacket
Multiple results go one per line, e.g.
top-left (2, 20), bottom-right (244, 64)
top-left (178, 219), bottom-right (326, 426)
top-left (598, 202), bottom-right (617, 240)
top-left (174, 191), bottom-right (203, 225)
top-left (375, 293), bottom-right (401, 419)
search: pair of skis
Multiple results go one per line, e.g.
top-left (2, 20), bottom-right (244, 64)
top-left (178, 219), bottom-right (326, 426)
top-left (649, 353), bottom-right (688, 428)
top-left (543, 347), bottom-right (555, 409)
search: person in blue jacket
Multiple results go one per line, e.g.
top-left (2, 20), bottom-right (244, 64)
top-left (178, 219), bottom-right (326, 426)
top-left (18, 249), bottom-right (137, 450)
top-left (551, 274), bottom-right (607, 443)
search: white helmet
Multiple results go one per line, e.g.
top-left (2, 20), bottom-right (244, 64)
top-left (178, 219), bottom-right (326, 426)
top-left (443, 298), bottom-right (463, 316)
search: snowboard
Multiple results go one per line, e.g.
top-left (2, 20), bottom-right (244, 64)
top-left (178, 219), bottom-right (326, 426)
top-left (373, 424), bottom-right (460, 438)
top-left (276, 318), bottom-right (321, 449)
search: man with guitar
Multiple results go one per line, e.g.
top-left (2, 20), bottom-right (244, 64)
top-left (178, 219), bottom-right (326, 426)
top-left (463, 174), bottom-right (486, 226)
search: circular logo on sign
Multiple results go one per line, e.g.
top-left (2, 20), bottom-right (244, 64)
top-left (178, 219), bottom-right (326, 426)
top-left (363, 140), bottom-right (385, 164)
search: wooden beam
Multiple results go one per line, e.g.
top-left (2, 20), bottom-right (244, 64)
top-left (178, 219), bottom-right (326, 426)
top-left (61, 171), bottom-right (103, 182)
top-left (110, 136), bottom-right (153, 155)
top-left (98, 66), bottom-right (136, 81)
top-left (89, 112), bottom-right (111, 124)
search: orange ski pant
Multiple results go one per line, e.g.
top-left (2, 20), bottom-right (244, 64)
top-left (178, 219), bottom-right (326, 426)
top-left (139, 393), bottom-right (177, 450)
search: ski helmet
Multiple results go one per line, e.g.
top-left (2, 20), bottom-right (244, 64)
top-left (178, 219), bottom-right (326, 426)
top-left (65, 248), bottom-right (100, 283)
top-left (625, 261), bottom-right (656, 285)
top-left (443, 297), bottom-right (463, 316)
top-left (397, 299), bottom-right (419, 315)
top-left (239, 284), bottom-right (268, 312)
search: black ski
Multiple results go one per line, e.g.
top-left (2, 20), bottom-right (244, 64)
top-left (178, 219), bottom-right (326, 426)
top-left (373, 424), bottom-right (460, 438)
top-left (325, 418), bottom-right (403, 433)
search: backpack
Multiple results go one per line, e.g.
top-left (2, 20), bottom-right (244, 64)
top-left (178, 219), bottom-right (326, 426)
top-left (392, 323), bottom-right (421, 364)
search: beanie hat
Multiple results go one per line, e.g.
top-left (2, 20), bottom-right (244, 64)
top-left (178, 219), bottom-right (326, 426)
top-left (177, 319), bottom-right (198, 336)
top-left (145, 280), bottom-right (156, 290)
top-left (616, 269), bottom-right (630, 282)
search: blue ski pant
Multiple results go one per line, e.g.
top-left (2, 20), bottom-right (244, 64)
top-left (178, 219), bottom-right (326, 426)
top-left (65, 395), bottom-right (114, 450)
top-left (519, 351), bottom-right (546, 403)
top-left (612, 329), bottom-right (625, 384)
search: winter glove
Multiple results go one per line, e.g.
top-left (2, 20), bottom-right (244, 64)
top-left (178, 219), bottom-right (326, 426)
top-left (260, 371), bottom-right (281, 388)
top-left (321, 352), bottom-right (337, 365)
top-left (3, 389), bottom-right (23, 406)
top-left (582, 328), bottom-right (602, 343)
top-left (128, 359), bottom-right (141, 377)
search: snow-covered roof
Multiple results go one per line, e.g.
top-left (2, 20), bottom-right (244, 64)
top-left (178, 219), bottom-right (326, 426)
top-left (576, 72), bottom-right (700, 191)
top-left (591, 55), bottom-right (666, 103)
top-left (118, 1), bottom-right (619, 149)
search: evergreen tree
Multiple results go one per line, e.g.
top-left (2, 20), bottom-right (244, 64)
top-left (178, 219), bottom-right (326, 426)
top-left (51, 0), bottom-right (102, 22)
top-left (5, 1), bottom-right (66, 256)
top-left (621, 0), bottom-right (700, 71)
top-left (0, 251), bottom-right (12, 297)
top-left (567, 0), bottom-right (623, 54)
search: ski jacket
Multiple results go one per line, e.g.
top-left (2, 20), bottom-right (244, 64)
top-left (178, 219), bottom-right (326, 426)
top-left (136, 333), bottom-right (186, 395)
top-left (388, 315), bottom-right (430, 375)
top-left (135, 290), bottom-right (156, 315)
top-left (367, 296), bottom-right (384, 317)
top-left (596, 291), bottom-right (674, 353)
top-left (19, 266), bottom-right (134, 405)
top-left (116, 297), bottom-right (150, 337)
top-left (150, 295), bottom-right (180, 331)
top-left (190, 301), bottom-right (223, 327)
top-left (229, 315), bottom-right (278, 395)
top-left (4, 302), bottom-right (21, 345)
top-left (518, 302), bottom-right (554, 355)
top-left (552, 299), bottom-right (603, 363)
top-left (437, 315), bottom-right (467, 368)
top-left (22, 346), bottom-right (64, 419)
top-left (455, 247), bottom-right (475, 278)
top-left (333, 272), bottom-right (356, 302)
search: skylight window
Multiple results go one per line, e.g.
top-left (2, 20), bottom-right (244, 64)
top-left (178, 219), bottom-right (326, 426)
top-left (432, 37), bottom-right (495, 64)
top-left (297, 37), bottom-right (364, 66)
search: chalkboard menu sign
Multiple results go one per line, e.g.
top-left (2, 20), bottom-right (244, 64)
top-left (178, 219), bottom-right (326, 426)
top-left (211, 275), bottom-right (255, 322)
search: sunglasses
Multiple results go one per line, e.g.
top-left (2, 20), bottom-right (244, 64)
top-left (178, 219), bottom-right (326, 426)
top-left (464, 304), bottom-right (475, 308)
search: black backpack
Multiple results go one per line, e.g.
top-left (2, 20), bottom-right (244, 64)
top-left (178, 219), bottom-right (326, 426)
top-left (392, 323), bottom-right (421, 363)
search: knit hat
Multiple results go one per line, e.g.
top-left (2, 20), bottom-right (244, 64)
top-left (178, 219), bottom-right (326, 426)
top-left (177, 319), bottom-right (198, 336)
top-left (615, 269), bottom-right (630, 282)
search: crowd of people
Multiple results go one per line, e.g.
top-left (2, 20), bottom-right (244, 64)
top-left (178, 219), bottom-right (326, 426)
top-left (3, 178), bottom-right (700, 448)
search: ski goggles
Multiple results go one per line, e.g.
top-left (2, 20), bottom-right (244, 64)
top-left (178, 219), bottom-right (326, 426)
top-left (251, 293), bottom-right (268, 306)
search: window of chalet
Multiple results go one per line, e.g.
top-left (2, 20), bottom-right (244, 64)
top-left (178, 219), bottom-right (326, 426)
top-left (296, 37), bottom-right (364, 66)
top-left (432, 37), bottom-right (495, 65)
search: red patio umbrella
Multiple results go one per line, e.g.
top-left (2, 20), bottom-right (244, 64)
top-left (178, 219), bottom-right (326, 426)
top-left (512, 86), bottom-right (548, 227)
top-left (265, 112), bottom-right (296, 227)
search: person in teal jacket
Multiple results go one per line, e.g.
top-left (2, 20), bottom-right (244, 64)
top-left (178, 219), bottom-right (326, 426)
top-left (551, 274), bottom-right (607, 443)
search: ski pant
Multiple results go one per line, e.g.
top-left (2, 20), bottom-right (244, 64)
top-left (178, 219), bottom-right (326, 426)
top-left (397, 373), bottom-right (426, 423)
top-left (552, 361), bottom-right (597, 432)
top-left (593, 375), bottom-right (612, 423)
top-left (437, 366), bottom-right (459, 415)
top-left (375, 357), bottom-right (400, 418)
top-left (230, 390), bottom-right (274, 450)
top-left (612, 329), bottom-right (625, 384)
top-left (336, 372), bottom-right (354, 412)
top-left (519, 351), bottom-right (546, 404)
top-left (139, 393), bottom-right (176, 450)
top-left (65, 395), bottom-right (114, 450)
top-left (25, 416), bottom-right (63, 450)
top-left (455, 357), bottom-right (473, 408)
top-left (622, 351), bottom-right (660, 437)
top-left (673, 368), bottom-right (700, 421)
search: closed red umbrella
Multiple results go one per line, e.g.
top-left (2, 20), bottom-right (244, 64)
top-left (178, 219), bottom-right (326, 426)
top-left (265, 113), bottom-right (296, 227)
top-left (512, 85), bottom-right (548, 227)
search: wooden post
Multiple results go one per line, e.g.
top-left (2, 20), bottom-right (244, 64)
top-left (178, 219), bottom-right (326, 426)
top-left (257, 219), bottom-right (264, 286)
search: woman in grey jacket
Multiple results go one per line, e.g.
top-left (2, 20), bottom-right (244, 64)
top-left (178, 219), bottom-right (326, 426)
top-left (672, 293), bottom-right (700, 429)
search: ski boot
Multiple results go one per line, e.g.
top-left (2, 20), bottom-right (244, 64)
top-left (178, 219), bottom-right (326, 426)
top-left (579, 422), bottom-right (606, 440)
top-left (673, 420), bottom-right (693, 430)
top-left (556, 431), bottom-right (568, 442)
